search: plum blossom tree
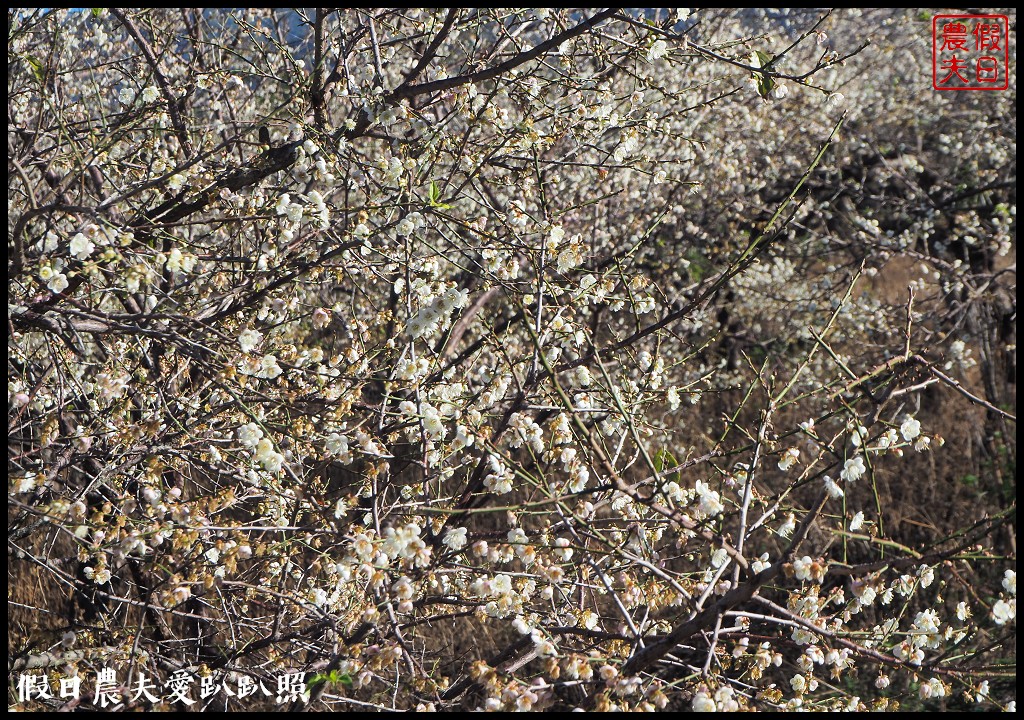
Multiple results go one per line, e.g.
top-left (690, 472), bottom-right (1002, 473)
top-left (8, 7), bottom-right (1015, 711)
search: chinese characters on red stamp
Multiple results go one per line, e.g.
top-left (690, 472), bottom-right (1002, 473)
top-left (932, 14), bottom-right (1009, 90)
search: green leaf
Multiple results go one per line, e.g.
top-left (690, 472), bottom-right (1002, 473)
top-left (426, 180), bottom-right (452, 210)
top-left (683, 248), bottom-right (711, 283)
top-left (749, 50), bottom-right (776, 99)
top-left (91, 8), bottom-right (104, 18)
top-left (307, 670), bottom-right (353, 691)
top-left (653, 448), bottom-right (679, 482)
top-left (25, 54), bottom-right (45, 84)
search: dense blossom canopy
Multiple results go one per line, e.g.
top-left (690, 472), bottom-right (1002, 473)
top-left (8, 8), bottom-right (1015, 711)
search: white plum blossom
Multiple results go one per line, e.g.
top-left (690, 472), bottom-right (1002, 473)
top-left (275, 193), bottom-right (292, 216)
top-left (556, 240), bottom-right (583, 273)
top-left (14, 473), bottom-right (37, 494)
top-left (285, 202), bottom-right (304, 223)
top-left (647, 39), bottom-right (669, 62)
top-left (841, 456), bottom-right (866, 483)
top-left (325, 433), bottom-right (348, 454)
top-left (47, 272), bottom-right (69, 294)
top-left (824, 475), bottom-right (844, 499)
top-left (695, 480), bottom-right (724, 517)
top-left (451, 424), bottom-right (474, 451)
top-left (312, 307), bottom-right (331, 328)
top-left (254, 437), bottom-right (284, 473)
top-left (874, 428), bottom-right (899, 450)
top-left (918, 564), bottom-right (935, 588)
top-left (790, 673), bottom-right (807, 693)
top-left (165, 247), bottom-right (196, 274)
top-left (256, 354), bottom-right (283, 379)
top-left (568, 464), bottom-right (589, 493)
top-left (779, 447), bottom-right (800, 471)
top-left (793, 556), bottom-right (813, 581)
top-left (546, 225), bottom-right (565, 252)
top-left (900, 416), bottom-right (922, 441)
top-left (956, 601), bottom-right (971, 622)
top-left (778, 513), bottom-right (797, 538)
top-left (991, 598), bottom-right (1015, 625)
top-left (919, 677), bottom-right (946, 699)
top-left (849, 511), bottom-right (865, 531)
top-left (237, 422), bottom-right (263, 447)
top-left (443, 527), bottom-right (469, 551)
top-left (239, 328), bottom-right (263, 353)
top-left (849, 424), bottom-right (868, 447)
top-left (483, 454), bottom-right (514, 495)
top-left (691, 692), bottom-right (716, 712)
top-left (70, 233), bottom-right (95, 259)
